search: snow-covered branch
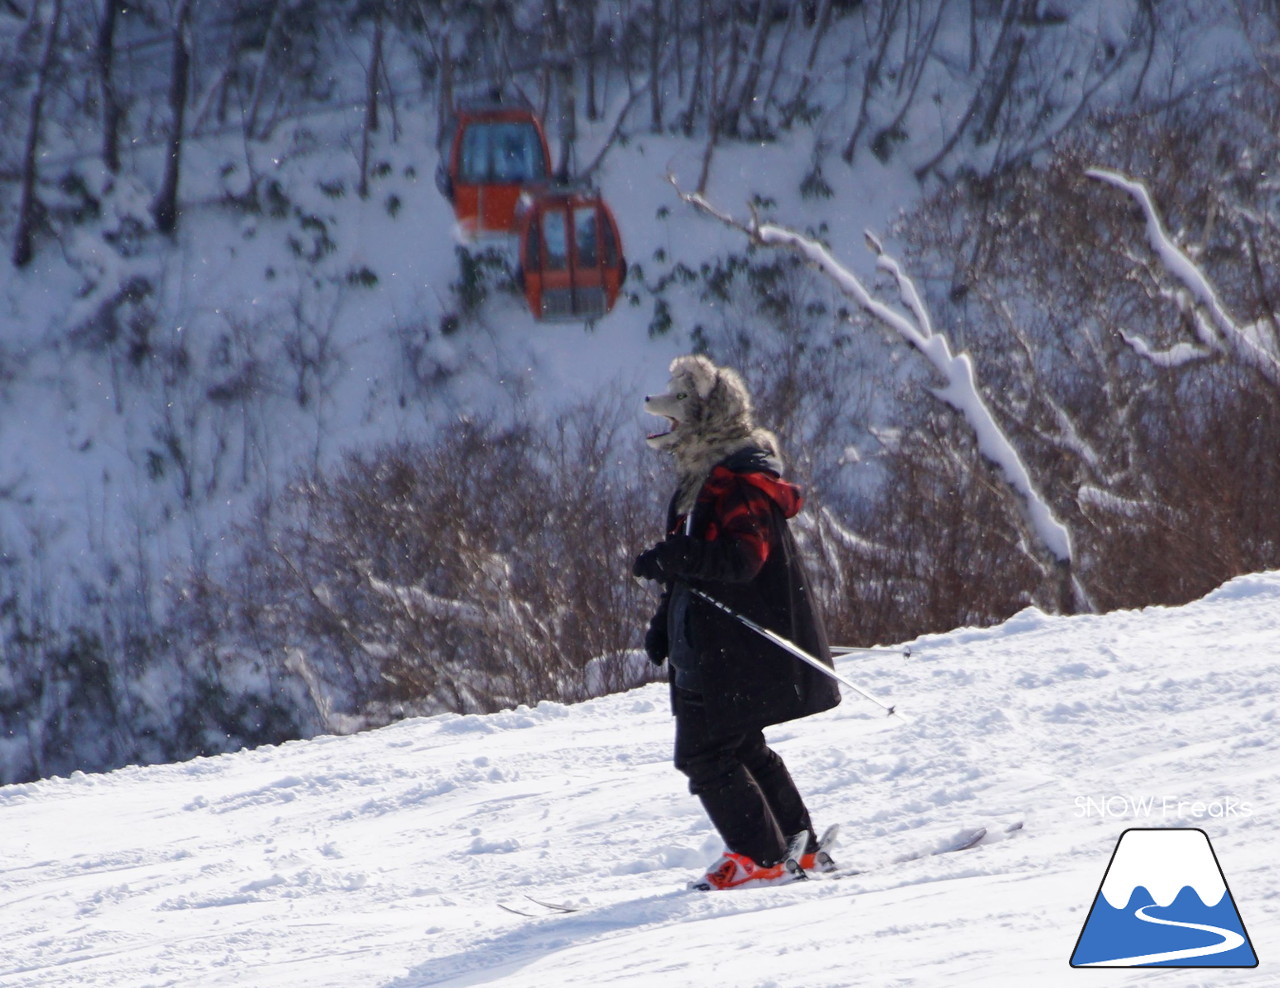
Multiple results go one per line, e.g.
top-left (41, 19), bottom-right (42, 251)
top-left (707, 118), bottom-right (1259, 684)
top-left (1086, 167), bottom-right (1280, 388)
top-left (363, 572), bottom-right (487, 628)
top-left (671, 177), bottom-right (1079, 608)
top-left (1118, 330), bottom-right (1211, 369)
top-left (1077, 485), bottom-right (1153, 520)
top-left (810, 504), bottom-right (892, 560)
top-left (859, 230), bottom-right (1072, 564)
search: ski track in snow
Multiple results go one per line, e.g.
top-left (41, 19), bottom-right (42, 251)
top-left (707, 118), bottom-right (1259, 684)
top-left (2, 573), bottom-right (1279, 987)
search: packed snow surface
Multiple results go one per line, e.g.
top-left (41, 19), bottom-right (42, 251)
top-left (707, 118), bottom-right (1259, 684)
top-left (4, 573), bottom-right (1279, 987)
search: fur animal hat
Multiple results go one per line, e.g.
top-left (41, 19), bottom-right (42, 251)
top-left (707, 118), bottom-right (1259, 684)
top-left (644, 354), bottom-right (781, 512)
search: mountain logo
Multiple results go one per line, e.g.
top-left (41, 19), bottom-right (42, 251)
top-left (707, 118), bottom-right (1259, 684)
top-left (1070, 828), bottom-right (1258, 968)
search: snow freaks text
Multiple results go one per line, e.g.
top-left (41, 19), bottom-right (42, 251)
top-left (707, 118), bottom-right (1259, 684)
top-left (1074, 795), bottom-right (1253, 820)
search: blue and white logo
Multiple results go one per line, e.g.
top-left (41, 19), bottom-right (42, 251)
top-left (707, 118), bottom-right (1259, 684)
top-left (1070, 828), bottom-right (1258, 968)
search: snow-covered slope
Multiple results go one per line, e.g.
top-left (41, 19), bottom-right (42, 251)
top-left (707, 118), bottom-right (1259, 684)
top-left (3, 571), bottom-right (1277, 987)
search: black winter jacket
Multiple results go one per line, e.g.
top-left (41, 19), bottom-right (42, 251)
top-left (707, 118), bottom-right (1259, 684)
top-left (650, 447), bottom-right (841, 736)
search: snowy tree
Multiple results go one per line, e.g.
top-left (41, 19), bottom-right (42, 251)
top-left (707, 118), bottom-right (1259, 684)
top-left (673, 180), bottom-right (1086, 614)
top-left (1087, 168), bottom-right (1280, 389)
top-left (894, 76), bottom-right (1280, 610)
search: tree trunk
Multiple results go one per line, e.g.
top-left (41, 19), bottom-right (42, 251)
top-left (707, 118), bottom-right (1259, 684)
top-left (96, 0), bottom-right (121, 174)
top-left (842, 2), bottom-right (903, 163)
top-left (968, 0), bottom-right (980, 72)
top-left (358, 12), bottom-right (385, 199)
top-left (557, 55), bottom-right (576, 178)
top-left (437, 35), bottom-right (453, 149)
top-left (649, 0), bottom-right (663, 133)
top-left (12, 0), bottom-right (63, 268)
top-left (672, 0), bottom-right (683, 97)
top-left (715, 9), bottom-right (743, 137)
top-left (913, 0), bottom-right (1019, 180)
top-left (872, 0), bottom-right (948, 161)
top-left (729, 0), bottom-right (774, 134)
top-left (544, 0), bottom-right (575, 177)
top-left (151, 0), bottom-right (193, 236)
top-left (580, 6), bottom-right (598, 121)
top-left (245, 0), bottom-right (286, 140)
top-left (782, 0), bottom-right (833, 128)
top-left (696, 11), bottom-right (723, 191)
top-left (762, 0), bottom-right (798, 111)
top-left (973, 32), bottom-right (1024, 146)
top-left (681, 0), bottom-right (707, 136)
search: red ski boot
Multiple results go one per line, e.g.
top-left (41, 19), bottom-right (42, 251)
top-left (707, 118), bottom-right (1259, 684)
top-left (688, 851), bottom-right (798, 891)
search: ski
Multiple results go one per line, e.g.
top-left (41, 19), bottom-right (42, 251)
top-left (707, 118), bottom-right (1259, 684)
top-left (500, 822), bottom-right (1021, 915)
top-left (498, 894), bottom-right (579, 917)
top-left (917, 825), bottom-right (987, 856)
top-left (524, 894), bottom-right (578, 913)
top-left (497, 901), bottom-right (542, 918)
top-left (825, 820), bottom-right (1023, 880)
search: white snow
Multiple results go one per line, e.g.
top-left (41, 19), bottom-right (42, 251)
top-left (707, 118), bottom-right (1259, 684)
top-left (3, 570), bottom-right (1278, 987)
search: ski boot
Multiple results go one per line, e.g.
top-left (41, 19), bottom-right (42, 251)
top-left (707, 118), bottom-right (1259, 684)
top-left (798, 824), bottom-right (840, 874)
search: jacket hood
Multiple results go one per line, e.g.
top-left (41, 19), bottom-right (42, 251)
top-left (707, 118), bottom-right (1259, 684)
top-left (719, 445), bottom-right (783, 476)
top-left (707, 447), bottom-right (803, 519)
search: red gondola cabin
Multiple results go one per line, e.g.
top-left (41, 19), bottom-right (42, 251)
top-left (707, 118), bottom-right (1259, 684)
top-left (437, 105), bottom-right (552, 236)
top-left (518, 190), bottom-right (626, 321)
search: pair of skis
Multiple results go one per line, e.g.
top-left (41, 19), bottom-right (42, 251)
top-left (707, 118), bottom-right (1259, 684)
top-left (498, 821), bottom-right (1020, 916)
top-left (779, 821), bottom-right (998, 883)
top-left (498, 895), bottom-right (587, 918)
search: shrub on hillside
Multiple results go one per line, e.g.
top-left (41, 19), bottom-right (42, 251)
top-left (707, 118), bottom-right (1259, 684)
top-left (199, 398), bottom-right (665, 731)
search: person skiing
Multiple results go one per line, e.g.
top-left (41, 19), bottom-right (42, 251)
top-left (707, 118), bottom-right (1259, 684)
top-left (633, 354), bottom-right (842, 891)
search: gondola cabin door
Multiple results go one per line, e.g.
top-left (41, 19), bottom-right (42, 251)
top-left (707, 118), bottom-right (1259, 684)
top-left (442, 109), bottom-right (551, 236)
top-left (519, 195), bottom-right (625, 321)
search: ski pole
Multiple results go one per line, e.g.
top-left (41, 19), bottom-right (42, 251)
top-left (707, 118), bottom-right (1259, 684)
top-left (831, 644), bottom-right (913, 658)
top-left (689, 587), bottom-right (909, 722)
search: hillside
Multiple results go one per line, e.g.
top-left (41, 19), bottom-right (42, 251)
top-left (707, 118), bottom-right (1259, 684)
top-left (2, 570), bottom-right (1276, 986)
top-left (5, 1), bottom-right (1280, 786)
top-left (1, 1), bottom-right (926, 782)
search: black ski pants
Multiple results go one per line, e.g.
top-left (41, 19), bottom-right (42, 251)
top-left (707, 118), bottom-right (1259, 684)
top-left (672, 687), bottom-right (815, 867)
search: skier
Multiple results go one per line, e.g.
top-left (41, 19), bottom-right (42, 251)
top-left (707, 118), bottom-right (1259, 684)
top-left (633, 354), bottom-right (842, 890)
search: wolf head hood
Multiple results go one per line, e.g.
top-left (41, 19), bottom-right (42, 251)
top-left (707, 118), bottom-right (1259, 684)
top-left (643, 354), bottom-right (781, 513)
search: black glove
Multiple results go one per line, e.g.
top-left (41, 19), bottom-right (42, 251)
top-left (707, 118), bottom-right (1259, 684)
top-left (632, 545), bottom-right (668, 582)
top-left (632, 536), bottom-right (696, 582)
top-left (643, 613), bottom-right (668, 665)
